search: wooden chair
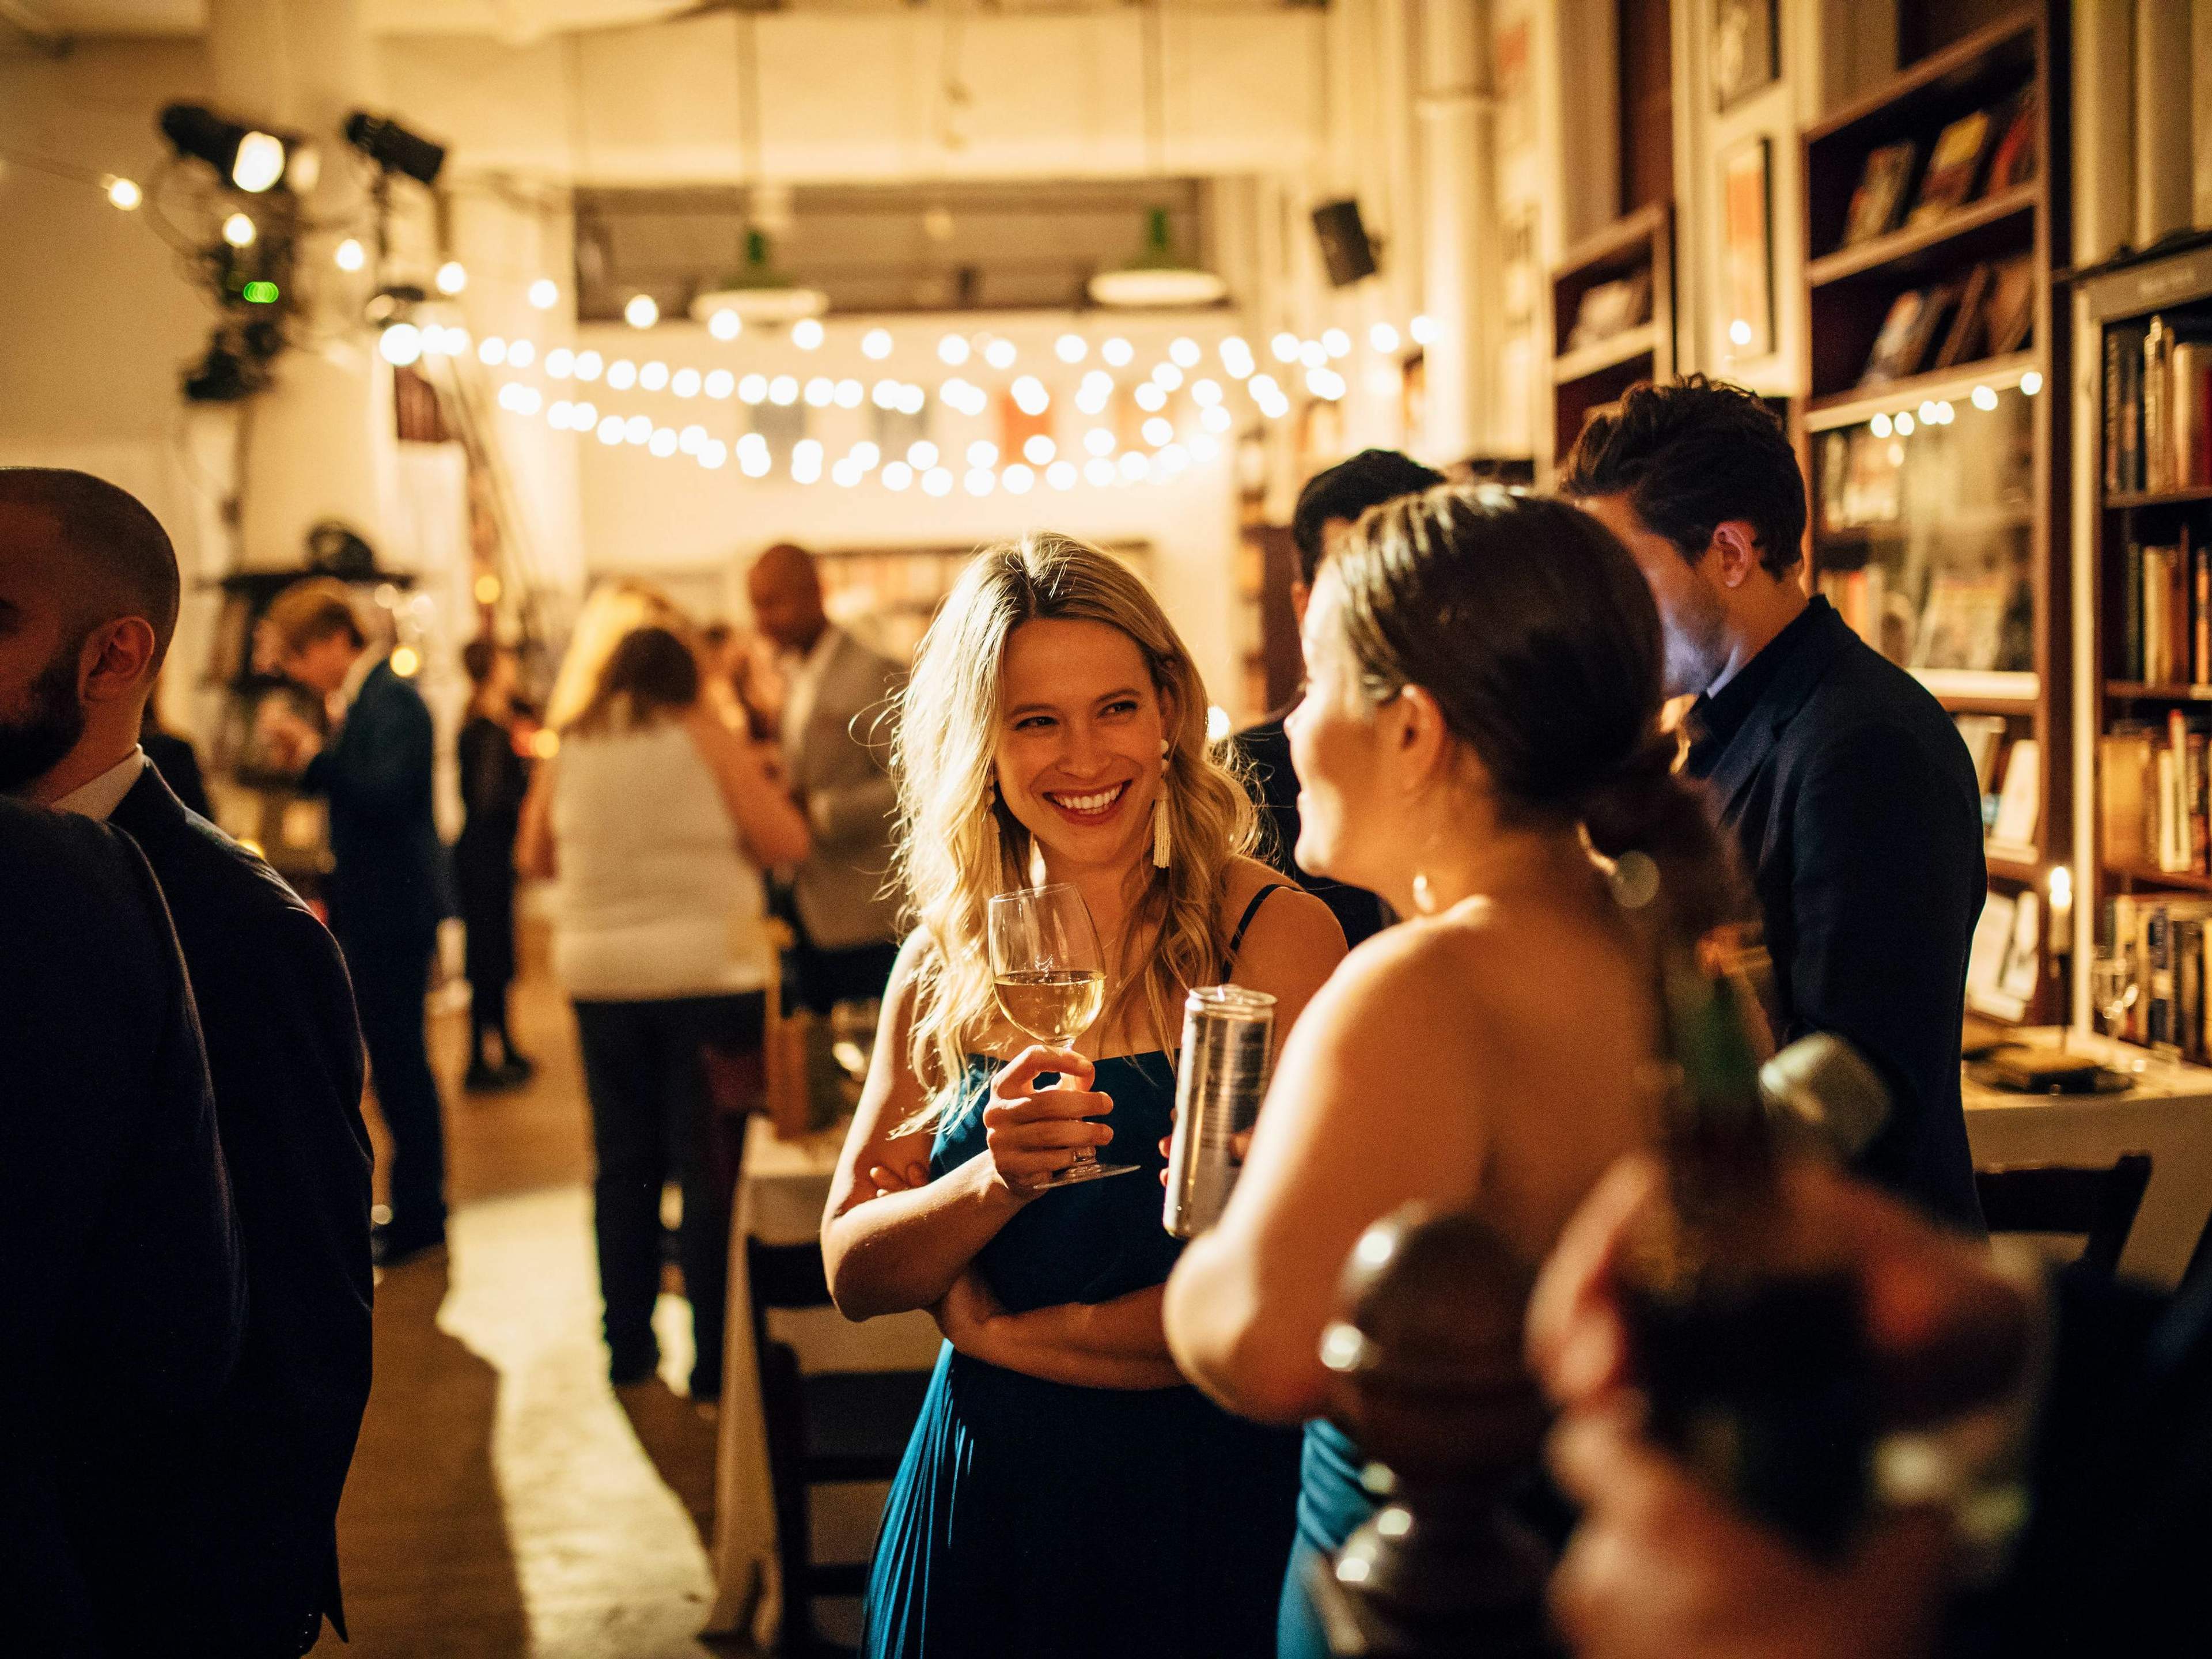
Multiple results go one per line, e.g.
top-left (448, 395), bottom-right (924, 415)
top-left (747, 1236), bottom-right (933, 1655)
top-left (1974, 1153), bottom-right (2154, 1281)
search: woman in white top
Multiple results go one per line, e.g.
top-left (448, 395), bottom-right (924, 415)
top-left (520, 624), bottom-right (809, 1397)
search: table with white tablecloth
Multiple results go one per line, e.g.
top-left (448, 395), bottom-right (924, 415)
top-left (1965, 1031), bottom-right (2212, 1287)
top-left (703, 1115), bottom-right (941, 1644)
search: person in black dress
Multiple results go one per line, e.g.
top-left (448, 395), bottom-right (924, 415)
top-left (457, 638), bottom-right (534, 1091)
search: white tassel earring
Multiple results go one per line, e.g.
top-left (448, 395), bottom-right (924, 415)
top-left (1152, 739), bottom-right (1173, 869)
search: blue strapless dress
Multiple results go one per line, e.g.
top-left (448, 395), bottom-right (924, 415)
top-left (860, 1052), bottom-right (1303, 1659)
top-left (1278, 1418), bottom-right (1376, 1659)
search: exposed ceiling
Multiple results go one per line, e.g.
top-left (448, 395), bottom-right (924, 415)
top-left (574, 176), bottom-right (1208, 317)
top-left (6, 0), bottom-right (1316, 44)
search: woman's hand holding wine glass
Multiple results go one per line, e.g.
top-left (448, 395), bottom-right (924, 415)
top-left (982, 1047), bottom-right (1116, 1199)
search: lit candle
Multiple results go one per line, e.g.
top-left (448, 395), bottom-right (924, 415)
top-left (2047, 864), bottom-right (2074, 956)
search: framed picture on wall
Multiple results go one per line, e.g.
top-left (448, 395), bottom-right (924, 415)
top-left (1720, 137), bottom-right (1774, 360)
top-left (1712, 0), bottom-right (1778, 110)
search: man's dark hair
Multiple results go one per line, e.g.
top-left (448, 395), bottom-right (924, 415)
top-left (0, 467), bottom-right (181, 671)
top-left (1559, 376), bottom-right (1806, 578)
top-left (1290, 449), bottom-right (1446, 586)
top-left (461, 637), bottom-right (502, 685)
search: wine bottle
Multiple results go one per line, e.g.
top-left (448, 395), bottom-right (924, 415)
top-left (1616, 945), bottom-right (1877, 1558)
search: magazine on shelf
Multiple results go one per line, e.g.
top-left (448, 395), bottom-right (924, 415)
top-left (1843, 141), bottom-right (1919, 246)
top-left (1908, 108), bottom-right (1996, 227)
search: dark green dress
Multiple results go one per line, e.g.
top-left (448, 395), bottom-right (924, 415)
top-left (861, 897), bottom-right (1301, 1658)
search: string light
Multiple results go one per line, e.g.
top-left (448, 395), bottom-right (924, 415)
top-left (1271, 332), bottom-right (1301, 363)
top-left (222, 213), bottom-right (256, 248)
top-left (1101, 337), bottom-right (1134, 367)
top-left (862, 328), bottom-right (893, 359)
top-left (1169, 338), bottom-right (1200, 368)
top-left (1322, 329), bottom-right (1351, 358)
top-left (528, 278), bottom-right (559, 309)
top-left (104, 175), bottom-right (142, 210)
top-left (1369, 323), bottom-right (1400, 354)
top-left (639, 361), bottom-right (669, 391)
top-left (939, 334), bottom-right (971, 365)
top-left (983, 338), bottom-right (1017, 370)
top-left (334, 237), bottom-right (365, 271)
top-left (708, 309), bottom-right (741, 340)
top-left (624, 294), bottom-right (658, 328)
top-left (1410, 315), bottom-right (1438, 345)
top-left (607, 359), bottom-right (638, 390)
top-left (435, 260), bottom-right (468, 296)
top-left (1056, 334), bottom-right (1088, 363)
top-left (793, 317), bottom-right (825, 350)
top-left (672, 367), bottom-right (701, 397)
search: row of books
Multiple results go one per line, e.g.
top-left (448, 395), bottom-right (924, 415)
top-left (1839, 87), bottom-right (2037, 249)
top-left (2107, 894), bottom-right (2212, 1060)
top-left (1820, 563), bottom-right (2030, 675)
top-left (2101, 714), bottom-right (2212, 875)
top-left (1860, 257), bottom-right (2033, 387)
top-left (2115, 531), bottom-right (2210, 684)
top-left (2104, 313), bottom-right (2212, 495)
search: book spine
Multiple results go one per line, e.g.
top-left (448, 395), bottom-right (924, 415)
top-left (2176, 925), bottom-right (2194, 1066)
top-left (2149, 903), bottom-right (2175, 1052)
top-left (2147, 317), bottom-right (2172, 495)
top-left (2115, 894), bottom-right (2141, 1041)
top-left (2123, 324), bottom-right (2145, 491)
top-left (2145, 547), bottom-right (2168, 684)
top-left (2179, 343), bottom-right (2211, 491)
top-left (2107, 326), bottom-right (2127, 495)
top-left (2127, 540), bottom-right (2146, 680)
top-left (2178, 543), bottom-right (2195, 689)
top-left (2185, 734), bottom-right (2203, 876)
top-left (2185, 539), bottom-right (2203, 690)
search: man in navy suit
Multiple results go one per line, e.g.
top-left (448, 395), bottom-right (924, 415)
top-left (0, 797), bottom-right (244, 1652)
top-left (264, 575), bottom-right (450, 1266)
top-left (1564, 378), bottom-right (1986, 1231)
top-left (0, 469), bottom-right (373, 1654)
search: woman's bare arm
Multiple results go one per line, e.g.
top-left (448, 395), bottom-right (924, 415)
top-left (686, 709), bottom-right (812, 868)
top-left (516, 759), bottom-right (556, 881)
top-left (1163, 923), bottom-right (1496, 1423)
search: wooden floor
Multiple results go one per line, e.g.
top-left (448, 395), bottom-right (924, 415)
top-left (335, 926), bottom-right (748, 1658)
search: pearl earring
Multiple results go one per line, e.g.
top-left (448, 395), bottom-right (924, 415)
top-left (1411, 870), bottom-right (1436, 914)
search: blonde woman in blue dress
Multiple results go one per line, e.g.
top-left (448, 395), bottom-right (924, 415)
top-left (823, 533), bottom-right (1345, 1658)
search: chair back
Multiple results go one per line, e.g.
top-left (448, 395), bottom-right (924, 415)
top-left (1974, 1152), bottom-right (2153, 1279)
top-left (745, 1235), bottom-right (834, 1351)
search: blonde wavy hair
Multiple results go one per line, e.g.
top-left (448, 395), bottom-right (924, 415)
top-left (544, 579), bottom-right (685, 730)
top-left (894, 532), bottom-right (1256, 1113)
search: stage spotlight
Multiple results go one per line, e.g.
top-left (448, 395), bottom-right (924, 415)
top-left (343, 111), bottom-right (446, 187)
top-left (160, 104), bottom-right (318, 194)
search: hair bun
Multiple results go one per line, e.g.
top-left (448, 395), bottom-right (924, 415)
top-left (1577, 731), bottom-right (1681, 853)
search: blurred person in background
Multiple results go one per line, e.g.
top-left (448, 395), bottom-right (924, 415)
top-left (1161, 488), bottom-right (1746, 1659)
top-left (138, 669), bottom-right (213, 819)
top-left (1230, 449), bottom-right (1441, 950)
top-left (823, 533), bottom-right (1344, 1659)
top-left (263, 577), bottom-right (449, 1269)
top-left (456, 638), bottom-right (535, 1092)
top-left (698, 618), bottom-right (778, 744)
top-left (747, 541), bottom-right (907, 1014)
top-left (1, 468), bottom-right (367, 1654)
top-left (520, 624), bottom-right (810, 1399)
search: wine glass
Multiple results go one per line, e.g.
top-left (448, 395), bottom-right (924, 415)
top-left (2090, 949), bottom-right (2140, 1062)
top-left (987, 883), bottom-right (1137, 1188)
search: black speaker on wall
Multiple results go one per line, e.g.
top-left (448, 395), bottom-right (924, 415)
top-left (1310, 199), bottom-right (1378, 287)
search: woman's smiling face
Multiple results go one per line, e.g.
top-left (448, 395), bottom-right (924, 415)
top-left (994, 617), bottom-right (1170, 876)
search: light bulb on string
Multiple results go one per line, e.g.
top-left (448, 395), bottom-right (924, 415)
top-left (1101, 337), bottom-right (1134, 367)
top-left (793, 318), bottom-right (825, 351)
top-left (222, 213), bottom-right (256, 248)
top-left (624, 294), bottom-right (658, 328)
top-left (104, 175), bottom-right (142, 211)
top-left (1056, 334), bottom-right (1088, 363)
top-left (435, 261), bottom-right (467, 296)
top-left (708, 309), bottom-right (741, 341)
top-left (528, 278), bottom-right (559, 309)
top-left (334, 237), bottom-right (365, 271)
top-left (640, 361), bottom-right (669, 392)
top-left (862, 328), bottom-right (893, 359)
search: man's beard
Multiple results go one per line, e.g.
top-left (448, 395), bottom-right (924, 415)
top-left (0, 636), bottom-right (89, 794)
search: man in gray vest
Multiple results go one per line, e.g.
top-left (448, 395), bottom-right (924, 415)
top-left (747, 541), bottom-right (906, 1014)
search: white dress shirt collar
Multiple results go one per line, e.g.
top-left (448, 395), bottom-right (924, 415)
top-left (52, 747), bottom-right (148, 823)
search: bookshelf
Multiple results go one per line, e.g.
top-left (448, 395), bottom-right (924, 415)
top-left (2079, 234), bottom-right (2212, 1062)
top-left (1544, 203), bottom-right (1673, 476)
top-left (1798, 5), bottom-right (2070, 1025)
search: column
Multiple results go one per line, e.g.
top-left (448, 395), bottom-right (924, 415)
top-left (1415, 0), bottom-right (1494, 464)
top-left (206, 0), bottom-right (394, 570)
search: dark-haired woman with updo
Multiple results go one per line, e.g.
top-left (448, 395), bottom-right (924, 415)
top-left (1160, 486), bottom-right (1747, 1659)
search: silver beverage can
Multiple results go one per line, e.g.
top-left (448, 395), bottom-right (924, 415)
top-left (1163, 985), bottom-right (1277, 1238)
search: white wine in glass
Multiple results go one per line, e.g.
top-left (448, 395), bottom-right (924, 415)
top-left (987, 883), bottom-right (1137, 1188)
